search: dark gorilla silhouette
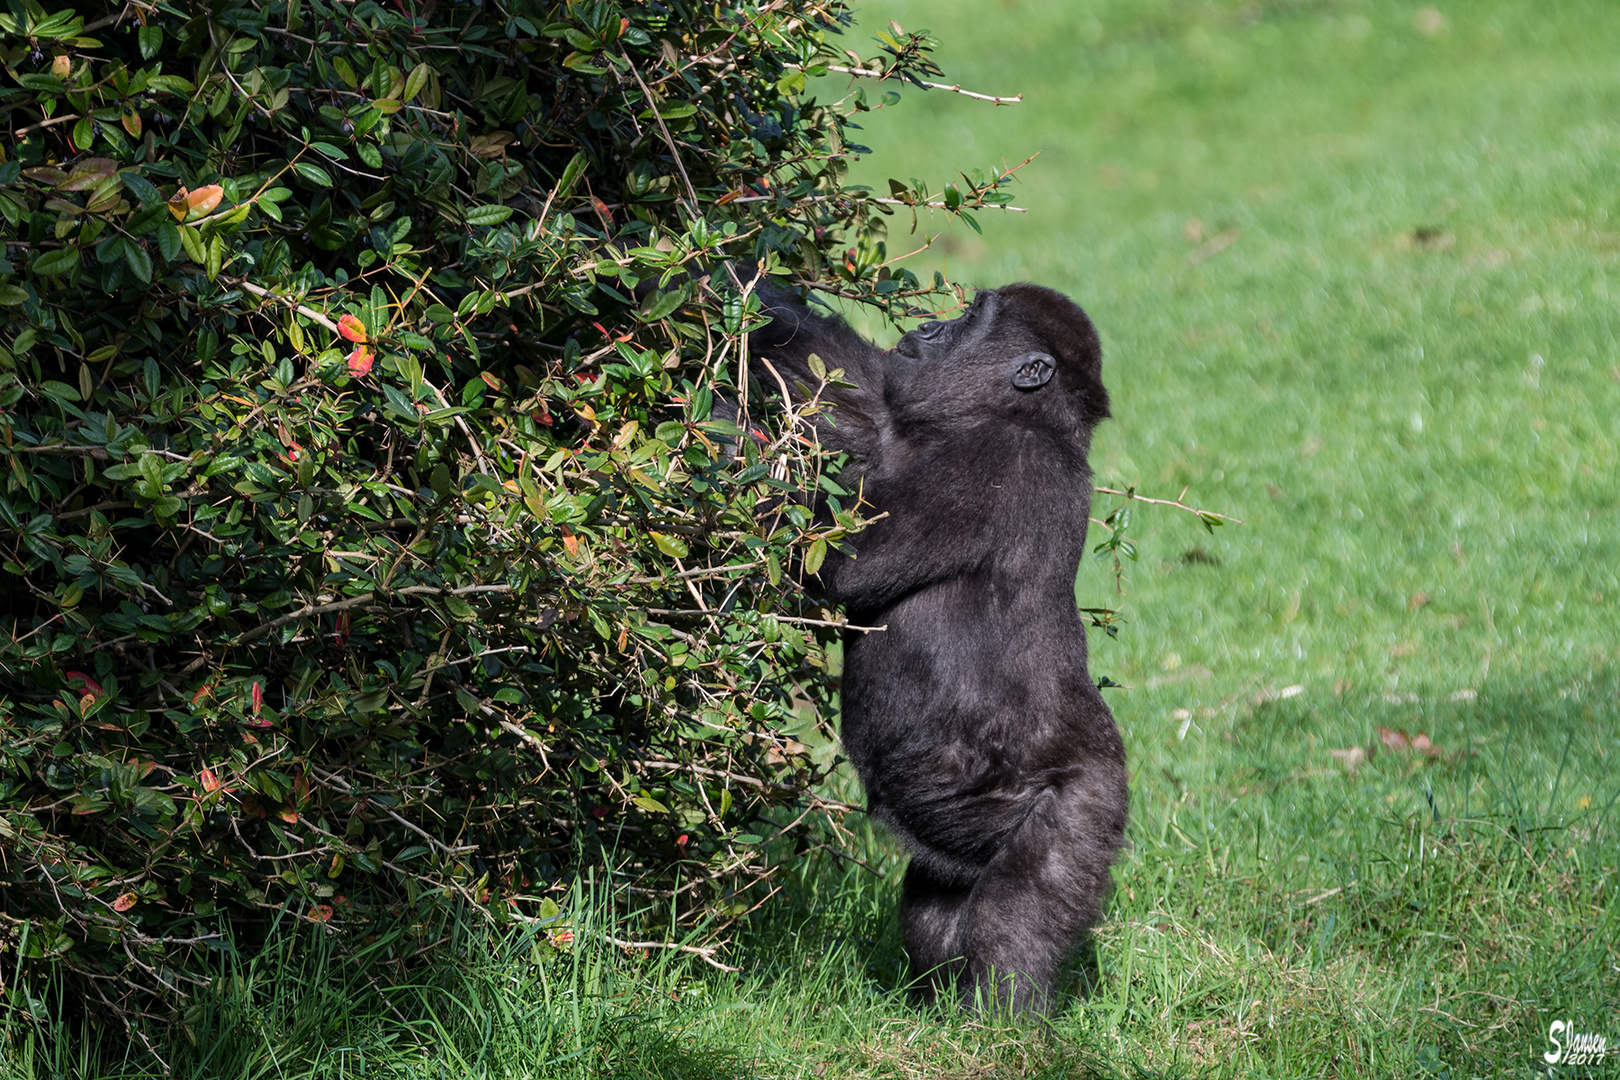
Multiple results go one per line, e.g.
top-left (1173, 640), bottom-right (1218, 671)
top-left (749, 281), bottom-right (1128, 1015)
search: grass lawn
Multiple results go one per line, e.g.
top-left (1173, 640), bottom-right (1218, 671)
top-left (8, 1), bottom-right (1618, 1077)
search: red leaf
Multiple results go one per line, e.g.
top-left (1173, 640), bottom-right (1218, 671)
top-left (337, 313), bottom-right (368, 343)
top-left (65, 670), bottom-right (104, 696)
top-left (347, 345), bottom-right (373, 376)
top-left (112, 892), bottom-right (138, 912)
top-left (310, 904), bottom-right (334, 923)
top-left (200, 767), bottom-right (222, 793)
top-left (277, 807), bottom-right (299, 824)
top-left (191, 683), bottom-right (213, 705)
top-left (251, 680), bottom-right (263, 715)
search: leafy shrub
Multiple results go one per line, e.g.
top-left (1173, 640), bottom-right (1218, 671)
top-left (0, 0), bottom-right (1031, 1028)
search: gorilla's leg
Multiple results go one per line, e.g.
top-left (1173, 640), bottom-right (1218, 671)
top-left (898, 861), bottom-right (972, 1005)
top-left (954, 782), bottom-right (1125, 1014)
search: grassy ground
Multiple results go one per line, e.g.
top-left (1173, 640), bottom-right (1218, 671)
top-left (8, 1), bottom-right (1620, 1076)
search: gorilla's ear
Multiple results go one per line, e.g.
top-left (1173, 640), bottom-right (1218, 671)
top-left (1010, 352), bottom-right (1055, 391)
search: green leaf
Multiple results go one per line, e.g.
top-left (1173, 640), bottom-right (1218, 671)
top-left (465, 204), bottom-right (513, 227)
top-left (0, 285), bottom-right (28, 305)
top-left (804, 538), bottom-right (827, 575)
top-left (120, 171), bottom-right (162, 208)
top-left (204, 234), bottom-right (223, 281)
top-left (123, 239), bottom-right (153, 285)
top-left (638, 285), bottom-right (688, 322)
top-left (403, 62), bottom-right (431, 102)
top-left (137, 24), bottom-right (162, 59)
top-left (430, 464), bottom-right (452, 498)
top-left (32, 247), bottom-right (81, 277)
top-left (650, 531), bottom-right (689, 558)
top-left (632, 795), bottom-right (670, 814)
top-left (139, 453), bottom-right (164, 489)
top-left (294, 161), bottom-right (333, 187)
top-left (39, 380), bottom-right (80, 403)
top-left (444, 596), bottom-right (477, 621)
top-left (555, 151), bottom-right (589, 196)
top-left (177, 225), bottom-right (205, 264)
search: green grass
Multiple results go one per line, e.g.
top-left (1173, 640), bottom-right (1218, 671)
top-left (8, 0), bottom-right (1620, 1076)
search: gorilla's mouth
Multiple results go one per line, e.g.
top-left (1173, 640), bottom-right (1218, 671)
top-left (894, 319), bottom-right (948, 359)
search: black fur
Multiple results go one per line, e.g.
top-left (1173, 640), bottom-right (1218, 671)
top-left (751, 282), bottom-right (1128, 1015)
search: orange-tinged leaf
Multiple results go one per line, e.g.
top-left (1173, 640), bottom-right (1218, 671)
top-left (251, 680), bottom-right (263, 714)
top-left (337, 313), bottom-right (368, 343)
top-left (200, 767), bottom-right (222, 793)
top-left (310, 904), bottom-right (334, 922)
top-left (186, 184), bottom-right (224, 216)
top-left (168, 187), bottom-right (189, 221)
top-left (347, 345), bottom-right (374, 376)
top-left (191, 683), bottom-right (213, 705)
top-left (112, 892), bottom-right (138, 912)
top-left (122, 108), bottom-right (142, 138)
top-left (277, 807), bottom-right (299, 824)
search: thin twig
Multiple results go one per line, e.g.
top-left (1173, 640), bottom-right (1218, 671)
top-left (603, 934), bottom-right (740, 972)
top-left (233, 278), bottom-right (340, 334)
top-left (1094, 485), bottom-right (1243, 525)
top-left (797, 63), bottom-right (1022, 105)
top-left (623, 50), bottom-right (701, 219)
top-left (14, 113), bottom-right (79, 137)
top-left (233, 583), bottom-right (513, 645)
top-left (769, 613), bottom-right (887, 634)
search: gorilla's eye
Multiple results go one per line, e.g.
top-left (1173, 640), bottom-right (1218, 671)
top-left (914, 320), bottom-right (948, 340)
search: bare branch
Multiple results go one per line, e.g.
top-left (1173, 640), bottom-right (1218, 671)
top-left (799, 62), bottom-right (1022, 105)
top-left (603, 934), bottom-right (740, 972)
top-left (1094, 486), bottom-right (1244, 526)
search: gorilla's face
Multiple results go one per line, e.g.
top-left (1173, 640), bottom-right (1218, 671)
top-left (894, 291), bottom-right (1000, 361)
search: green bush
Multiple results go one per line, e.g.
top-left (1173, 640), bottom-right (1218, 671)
top-left (0, 0), bottom-right (1029, 1025)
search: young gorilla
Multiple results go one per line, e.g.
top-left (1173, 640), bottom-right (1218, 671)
top-left (750, 281), bottom-right (1128, 1015)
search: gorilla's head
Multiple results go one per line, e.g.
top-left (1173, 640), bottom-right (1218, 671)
top-left (889, 284), bottom-right (1110, 433)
